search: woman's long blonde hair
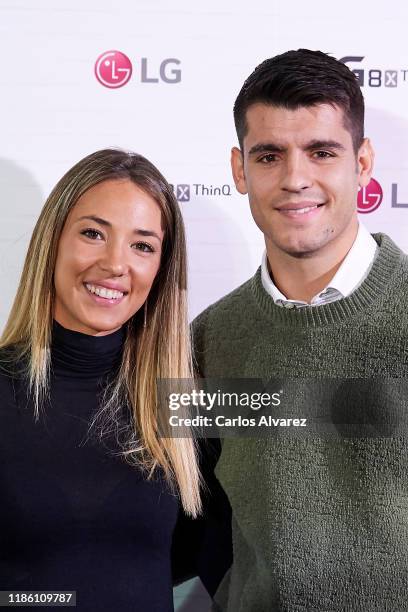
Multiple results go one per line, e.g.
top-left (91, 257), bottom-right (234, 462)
top-left (0, 149), bottom-right (201, 516)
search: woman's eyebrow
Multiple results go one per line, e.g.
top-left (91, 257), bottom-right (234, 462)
top-left (76, 214), bottom-right (110, 226)
top-left (76, 215), bottom-right (162, 242)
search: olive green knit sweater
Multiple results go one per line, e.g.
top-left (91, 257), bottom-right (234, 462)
top-left (192, 233), bottom-right (408, 612)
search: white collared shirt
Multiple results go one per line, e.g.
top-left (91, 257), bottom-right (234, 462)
top-left (261, 224), bottom-right (378, 309)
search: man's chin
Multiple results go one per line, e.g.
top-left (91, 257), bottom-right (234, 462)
top-left (270, 231), bottom-right (334, 259)
top-left (283, 247), bottom-right (320, 259)
top-left (271, 237), bottom-right (327, 259)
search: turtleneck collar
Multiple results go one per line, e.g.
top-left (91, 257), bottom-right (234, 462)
top-left (51, 320), bottom-right (125, 379)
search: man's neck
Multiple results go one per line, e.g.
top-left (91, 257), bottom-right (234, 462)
top-left (266, 223), bottom-right (359, 304)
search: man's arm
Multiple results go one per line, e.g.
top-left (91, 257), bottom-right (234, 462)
top-left (171, 436), bottom-right (232, 596)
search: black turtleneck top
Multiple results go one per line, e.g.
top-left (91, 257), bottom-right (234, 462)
top-left (0, 322), bottom-right (231, 611)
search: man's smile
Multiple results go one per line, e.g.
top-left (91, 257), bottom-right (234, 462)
top-left (275, 201), bottom-right (326, 220)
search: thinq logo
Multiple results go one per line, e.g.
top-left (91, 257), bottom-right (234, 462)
top-left (357, 178), bottom-right (383, 214)
top-left (95, 50), bottom-right (132, 88)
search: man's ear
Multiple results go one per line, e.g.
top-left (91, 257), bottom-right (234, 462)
top-left (231, 147), bottom-right (248, 195)
top-left (357, 138), bottom-right (375, 188)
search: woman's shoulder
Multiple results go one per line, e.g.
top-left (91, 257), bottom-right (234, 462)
top-left (0, 343), bottom-right (28, 372)
top-left (0, 346), bottom-right (15, 375)
top-left (0, 346), bottom-right (27, 407)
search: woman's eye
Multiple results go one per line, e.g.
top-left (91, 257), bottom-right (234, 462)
top-left (133, 241), bottom-right (154, 253)
top-left (81, 228), bottom-right (103, 240)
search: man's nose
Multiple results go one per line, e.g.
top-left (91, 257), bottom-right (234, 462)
top-left (280, 153), bottom-right (313, 192)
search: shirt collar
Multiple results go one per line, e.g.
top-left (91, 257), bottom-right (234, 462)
top-left (261, 223), bottom-right (378, 305)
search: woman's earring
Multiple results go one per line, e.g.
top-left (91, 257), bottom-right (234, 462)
top-left (143, 299), bottom-right (148, 328)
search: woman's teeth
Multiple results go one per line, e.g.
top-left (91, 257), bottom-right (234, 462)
top-left (85, 283), bottom-right (124, 300)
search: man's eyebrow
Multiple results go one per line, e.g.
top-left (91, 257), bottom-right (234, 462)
top-left (248, 140), bottom-right (346, 156)
top-left (248, 143), bottom-right (285, 156)
top-left (304, 139), bottom-right (346, 152)
top-left (76, 215), bottom-right (162, 241)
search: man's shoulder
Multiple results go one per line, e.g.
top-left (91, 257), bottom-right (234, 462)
top-left (373, 232), bottom-right (408, 264)
top-left (373, 232), bottom-right (408, 290)
top-left (192, 274), bottom-right (257, 333)
top-left (191, 275), bottom-right (260, 375)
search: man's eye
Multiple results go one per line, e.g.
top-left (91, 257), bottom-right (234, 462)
top-left (313, 151), bottom-right (334, 159)
top-left (258, 154), bottom-right (278, 163)
top-left (133, 241), bottom-right (154, 253)
top-left (81, 228), bottom-right (103, 240)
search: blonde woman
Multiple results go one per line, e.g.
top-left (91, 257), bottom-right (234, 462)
top-left (0, 149), bottom-right (231, 611)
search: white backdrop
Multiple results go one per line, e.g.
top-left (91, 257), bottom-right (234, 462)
top-left (1, 1), bottom-right (408, 609)
top-left (1, 0), bottom-right (408, 331)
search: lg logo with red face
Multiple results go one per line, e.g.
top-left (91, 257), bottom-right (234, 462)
top-left (95, 51), bottom-right (132, 88)
top-left (357, 179), bottom-right (408, 213)
top-left (95, 50), bottom-right (181, 89)
top-left (357, 179), bottom-right (383, 214)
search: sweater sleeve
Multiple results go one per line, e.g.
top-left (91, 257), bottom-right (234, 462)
top-left (191, 307), bottom-right (211, 378)
top-left (171, 437), bottom-right (232, 597)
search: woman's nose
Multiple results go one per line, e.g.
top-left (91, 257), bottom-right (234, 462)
top-left (98, 241), bottom-right (129, 277)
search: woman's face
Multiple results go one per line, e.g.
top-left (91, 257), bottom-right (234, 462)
top-left (54, 178), bottom-right (164, 336)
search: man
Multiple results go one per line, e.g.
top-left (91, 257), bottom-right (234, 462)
top-left (192, 49), bottom-right (408, 611)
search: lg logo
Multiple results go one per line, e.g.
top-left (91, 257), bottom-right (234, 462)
top-left (95, 51), bottom-right (132, 88)
top-left (95, 50), bottom-right (181, 89)
top-left (357, 179), bottom-right (408, 213)
top-left (357, 179), bottom-right (383, 214)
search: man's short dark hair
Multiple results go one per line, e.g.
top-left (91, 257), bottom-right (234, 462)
top-left (234, 49), bottom-right (364, 153)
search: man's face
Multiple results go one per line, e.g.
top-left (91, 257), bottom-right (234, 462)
top-left (231, 103), bottom-right (373, 258)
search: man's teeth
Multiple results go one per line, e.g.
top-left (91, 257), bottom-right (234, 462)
top-left (287, 205), bottom-right (319, 214)
top-left (85, 284), bottom-right (124, 299)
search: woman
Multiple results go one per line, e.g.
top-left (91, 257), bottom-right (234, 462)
top-left (0, 149), bottom-right (216, 611)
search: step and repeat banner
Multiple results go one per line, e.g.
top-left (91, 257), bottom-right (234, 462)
top-left (1, 0), bottom-right (407, 608)
top-left (1, 0), bottom-right (408, 329)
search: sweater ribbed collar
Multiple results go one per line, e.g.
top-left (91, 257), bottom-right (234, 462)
top-left (250, 233), bottom-right (405, 328)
